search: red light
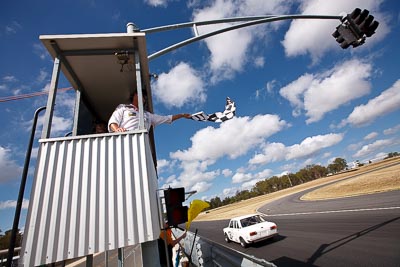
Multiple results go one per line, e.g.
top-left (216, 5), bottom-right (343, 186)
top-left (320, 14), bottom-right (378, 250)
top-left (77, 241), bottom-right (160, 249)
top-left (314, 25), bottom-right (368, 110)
top-left (249, 231), bottom-right (257, 236)
top-left (171, 207), bottom-right (188, 224)
top-left (165, 188), bottom-right (185, 206)
top-left (270, 225), bottom-right (277, 230)
top-left (164, 188), bottom-right (188, 226)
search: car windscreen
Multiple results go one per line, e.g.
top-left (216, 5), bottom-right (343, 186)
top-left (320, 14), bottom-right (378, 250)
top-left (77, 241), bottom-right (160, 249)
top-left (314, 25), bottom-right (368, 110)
top-left (240, 215), bottom-right (265, 227)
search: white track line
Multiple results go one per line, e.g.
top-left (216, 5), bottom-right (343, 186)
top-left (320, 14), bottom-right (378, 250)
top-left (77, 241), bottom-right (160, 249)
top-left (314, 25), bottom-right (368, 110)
top-left (260, 206), bottom-right (400, 217)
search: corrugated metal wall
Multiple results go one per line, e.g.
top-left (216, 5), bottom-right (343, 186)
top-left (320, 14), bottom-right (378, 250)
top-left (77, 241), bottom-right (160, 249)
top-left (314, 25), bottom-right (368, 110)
top-left (21, 132), bottom-right (160, 266)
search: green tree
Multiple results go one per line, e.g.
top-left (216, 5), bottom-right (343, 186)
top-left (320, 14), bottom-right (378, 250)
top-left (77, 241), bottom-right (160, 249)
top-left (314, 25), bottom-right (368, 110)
top-left (209, 196), bottom-right (222, 209)
top-left (385, 152), bottom-right (399, 159)
top-left (328, 158), bottom-right (347, 173)
top-left (0, 229), bottom-right (23, 250)
top-left (254, 178), bottom-right (275, 195)
top-left (297, 164), bottom-right (325, 182)
top-left (333, 157), bottom-right (347, 170)
top-left (310, 164), bottom-right (328, 178)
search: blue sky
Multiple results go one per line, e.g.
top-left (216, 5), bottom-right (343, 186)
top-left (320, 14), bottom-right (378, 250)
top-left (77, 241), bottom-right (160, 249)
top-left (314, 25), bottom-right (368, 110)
top-left (0, 0), bottom-right (399, 232)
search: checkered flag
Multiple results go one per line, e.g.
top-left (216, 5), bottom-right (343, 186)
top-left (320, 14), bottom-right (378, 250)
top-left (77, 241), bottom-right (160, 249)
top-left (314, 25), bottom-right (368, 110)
top-left (191, 97), bottom-right (236, 123)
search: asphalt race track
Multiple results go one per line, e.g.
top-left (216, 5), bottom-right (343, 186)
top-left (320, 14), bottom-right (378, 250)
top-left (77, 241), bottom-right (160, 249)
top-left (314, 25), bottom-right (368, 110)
top-left (190, 190), bottom-right (400, 266)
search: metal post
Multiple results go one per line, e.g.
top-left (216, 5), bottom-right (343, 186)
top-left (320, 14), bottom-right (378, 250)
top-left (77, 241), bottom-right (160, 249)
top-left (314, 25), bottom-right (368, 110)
top-left (118, 248), bottom-right (124, 267)
top-left (42, 56), bottom-right (61, 138)
top-left (189, 229), bottom-right (198, 265)
top-left (7, 106), bottom-right (46, 267)
top-left (134, 50), bottom-right (145, 130)
top-left (105, 250), bottom-right (109, 267)
top-left (126, 22), bottom-right (139, 33)
top-left (287, 175), bottom-right (293, 187)
top-left (86, 255), bottom-right (93, 267)
top-left (72, 89), bottom-right (81, 136)
top-left (192, 24), bottom-right (199, 37)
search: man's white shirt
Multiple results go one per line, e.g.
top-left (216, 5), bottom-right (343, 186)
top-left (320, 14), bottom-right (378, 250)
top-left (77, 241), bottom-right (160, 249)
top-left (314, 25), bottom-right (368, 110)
top-left (108, 104), bottom-right (172, 132)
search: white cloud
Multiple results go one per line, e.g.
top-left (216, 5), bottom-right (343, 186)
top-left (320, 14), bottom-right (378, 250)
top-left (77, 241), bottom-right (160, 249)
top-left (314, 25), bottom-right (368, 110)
top-left (289, 133), bottom-right (344, 159)
top-left (232, 172), bottom-right (253, 184)
top-left (164, 174), bottom-right (176, 184)
top-left (254, 169), bottom-right (273, 180)
top-left (222, 168), bottom-right (232, 177)
top-left (55, 88), bottom-right (76, 111)
top-left (241, 178), bottom-right (263, 191)
top-left (5, 21), bottom-right (22, 35)
top-left (303, 158), bottom-right (315, 166)
top-left (278, 171), bottom-right (289, 177)
top-left (373, 152), bottom-right (388, 160)
top-left (255, 79), bottom-right (277, 101)
top-left (157, 159), bottom-right (170, 174)
top-left (152, 62), bottom-right (206, 108)
top-left (353, 138), bottom-right (393, 158)
top-left (3, 75), bottom-right (17, 82)
top-left (0, 199), bottom-right (29, 210)
top-left (341, 80), bottom-right (400, 127)
top-left (223, 187), bottom-right (238, 198)
top-left (165, 113), bottom-right (287, 193)
top-left (249, 142), bottom-right (286, 165)
top-left (347, 142), bottom-right (363, 151)
top-left (322, 152), bottom-right (331, 158)
top-left (282, 0), bottom-right (389, 63)
top-left (280, 59), bottom-right (372, 123)
top-left (249, 133), bottom-right (344, 165)
top-left (157, 159), bottom-right (169, 168)
top-left (160, 158), bottom-right (221, 194)
top-left (51, 115), bottom-right (73, 135)
top-left (279, 162), bottom-right (297, 173)
top-left (33, 43), bottom-right (48, 60)
top-left (279, 74), bottom-right (313, 117)
top-left (30, 86), bottom-right (75, 137)
top-left (192, 0), bottom-right (291, 82)
top-left (384, 124), bottom-right (400, 135)
top-left (232, 169), bottom-right (272, 191)
top-left (191, 181), bottom-right (213, 193)
top-left (0, 146), bottom-right (22, 183)
top-left (144, 0), bottom-right (168, 7)
top-left (34, 114), bottom-right (73, 137)
top-left (364, 132), bottom-right (378, 140)
top-left (23, 84), bottom-right (75, 137)
top-left (254, 57), bottom-right (265, 68)
top-left (266, 80), bottom-right (277, 94)
top-left (36, 69), bottom-right (48, 84)
top-left (171, 114), bottom-right (288, 162)
top-left (18, 100), bottom-right (73, 139)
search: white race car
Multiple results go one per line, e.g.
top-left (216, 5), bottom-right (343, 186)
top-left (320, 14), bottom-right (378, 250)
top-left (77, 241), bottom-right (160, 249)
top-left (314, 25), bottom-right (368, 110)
top-left (223, 214), bottom-right (278, 248)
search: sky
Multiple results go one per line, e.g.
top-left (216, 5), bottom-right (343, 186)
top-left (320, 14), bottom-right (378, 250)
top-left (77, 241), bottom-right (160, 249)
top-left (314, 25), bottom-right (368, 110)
top-left (0, 0), bottom-right (399, 232)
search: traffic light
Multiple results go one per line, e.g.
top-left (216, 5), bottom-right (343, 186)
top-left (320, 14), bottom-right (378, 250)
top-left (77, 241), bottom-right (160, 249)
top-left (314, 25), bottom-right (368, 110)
top-left (164, 187), bottom-right (188, 227)
top-left (332, 8), bottom-right (379, 49)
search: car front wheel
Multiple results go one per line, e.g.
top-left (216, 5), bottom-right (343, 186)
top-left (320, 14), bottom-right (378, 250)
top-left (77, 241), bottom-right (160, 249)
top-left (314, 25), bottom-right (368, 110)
top-left (239, 237), bottom-right (248, 248)
top-left (224, 233), bottom-right (231, 243)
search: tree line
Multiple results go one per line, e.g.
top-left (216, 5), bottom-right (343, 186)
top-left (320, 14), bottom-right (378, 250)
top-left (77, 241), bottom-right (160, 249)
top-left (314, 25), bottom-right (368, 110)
top-left (207, 153), bottom-right (398, 210)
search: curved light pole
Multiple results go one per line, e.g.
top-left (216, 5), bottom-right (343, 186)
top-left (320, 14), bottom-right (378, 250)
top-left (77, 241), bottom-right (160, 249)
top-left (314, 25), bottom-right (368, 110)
top-left (7, 106), bottom-right (46, 267)
top-left (140, 9), bottom-right (378, 61)
top-left (142, 14), bottom-right (343, 61)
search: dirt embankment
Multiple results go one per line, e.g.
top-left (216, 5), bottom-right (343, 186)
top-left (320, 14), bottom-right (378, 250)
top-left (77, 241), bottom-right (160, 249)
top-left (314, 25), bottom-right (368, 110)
top-left (195, 157), bottom-right (400, 221)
